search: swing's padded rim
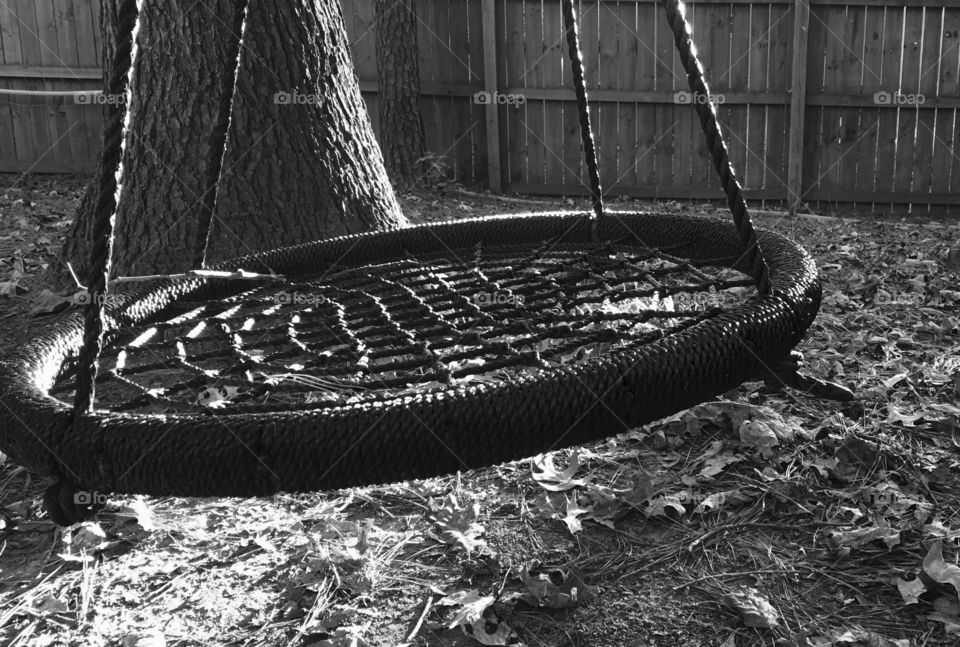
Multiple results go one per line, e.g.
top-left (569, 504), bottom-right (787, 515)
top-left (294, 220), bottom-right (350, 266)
top-left (0, 211), bottom-right (820, 497)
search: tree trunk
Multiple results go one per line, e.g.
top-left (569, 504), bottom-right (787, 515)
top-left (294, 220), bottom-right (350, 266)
top-left (375, 0), bottom-right (426, 188)
top-left (65, 0), bottom-right (405, 277)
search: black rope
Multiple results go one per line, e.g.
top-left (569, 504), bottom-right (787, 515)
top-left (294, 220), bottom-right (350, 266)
top-left (51, 0), bottom-right (139, 526)
top-left (194, 0), bottom-right (250, 269)
top-left (72, 0), bottom-right (138, 419)
top-left (561, 0), bottom-right (604, 223)
top-left (662, 0), bottom-right (771, 296)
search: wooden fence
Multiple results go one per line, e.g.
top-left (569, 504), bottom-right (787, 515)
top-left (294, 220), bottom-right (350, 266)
top-left (2, 0), bottom-right (959, 212)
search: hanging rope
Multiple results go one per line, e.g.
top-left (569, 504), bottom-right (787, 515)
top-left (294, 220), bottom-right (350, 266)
top-left (194, 0), bottom-right (251, 269)
top-left (71, 0), bottom-right (138, 419)
top-left (561, 0), bottom-right (604, 222)
top-left (662, 0), bottom-right (771, 295)
top-left (45, 0), bottom-right (140, 526)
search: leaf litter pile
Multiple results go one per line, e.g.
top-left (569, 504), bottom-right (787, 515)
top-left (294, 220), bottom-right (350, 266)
top-left (1, 178), bottom-right (960, 646)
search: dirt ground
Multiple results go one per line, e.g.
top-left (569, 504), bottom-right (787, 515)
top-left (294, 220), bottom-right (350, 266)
top-left (1, 173), bottom-right (959, 647)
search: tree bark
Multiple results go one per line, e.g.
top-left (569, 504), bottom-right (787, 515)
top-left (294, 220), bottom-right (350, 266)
top-left (375, 0), bottom-right (426, 188)
top-left (65, 0), bottom-right (405, 277)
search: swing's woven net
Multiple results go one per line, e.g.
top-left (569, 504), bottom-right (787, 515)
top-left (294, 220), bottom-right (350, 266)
top-left (0, 211), bottom-right (820, 497)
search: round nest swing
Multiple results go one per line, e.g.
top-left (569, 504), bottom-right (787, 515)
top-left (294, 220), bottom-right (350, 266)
top-left (0, 0), bottom-right (844, 526)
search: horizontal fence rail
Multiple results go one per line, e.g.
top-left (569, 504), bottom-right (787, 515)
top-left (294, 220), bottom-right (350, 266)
top-left (1, 0), bottom-right (958, 213)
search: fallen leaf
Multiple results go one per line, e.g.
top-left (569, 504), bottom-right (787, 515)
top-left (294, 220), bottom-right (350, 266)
top-left (802, 456), bottom-right (839, 479)
top-left (436, 589), bottom-right (495, 629)
top-left (739, 420), bottom-right (780, 458)
top-left (644, 492), bottom-right (688, 518)
top-left (922, 541), bottom-right (960, 599)
top-left (830, 525), bottom-right (901, 550)
top-left (33, 596), bottom-right (69, 616)
top-left (120, 630), bottom-right (166, 647)
top-left (896, 577), bottom-right (926, 604)
top-left (115, 496), bottom-right (155, 531)
top-left (927, 612), bottom-right (960, 635)
top-left (882, 373), bottom-right (909, 389)
top-left (29, 289), bottom-right (71, 315)
top-left (520, 565), bottom-right (597, 608)
top-left (699, 442), bottom-right (744, 477)
top-left (830, 436), bottom-right (879, 482)
top-left (810, 629), bottom-right (909, 646)
top-left (0, 279), bottom-right (23, 297)
top-left (886, 404), bottom-right (924, 427)
top-left (934, 595), bottom-right (960, 618)
top-left (723, 587), bottom-right (779, 628)
top-left (428, 494), bottom-right (485, 553)
top-left (459, 607), bottom-right (517, 645)
top-left (578, 483), bottom-right (627, 529)
top-left (561, 494), bottom-right (589, 535)
top-left (304, 625), bottom-right (371, 647)
top-left (923, 520), bottom-right (960, 542)
top-left (531, 450), bottom-right (591, 491)
top-left (694, 489), bottom-right (754, 514)
top-left (60, 521), bottom-right (110, 561)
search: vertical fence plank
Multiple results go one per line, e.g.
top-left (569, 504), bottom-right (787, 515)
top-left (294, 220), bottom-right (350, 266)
top-left (787, 0), bottom-right (810, 210)
top-left (764, 2), bottom-right (791, 196)
top-left (744, 3), bottom-right (768, 193)
top-left (937, 9), bottom-right (960, 215)
top-left (481, 0), bottom-right (500, 189)
top-left (944, 10), bottom-right (960, 208)
top-left (873, 6), bottom-right (904, 212)
top-left (539, 0), bottom-right (563, 185)
top-left (750, 4), bottom-right (793, 200)
top-left (790, 0), bottom-right (812, 211)
top-left (559, 1), bottom-right (581, 187)
top-left (34, 0), bottom-right (68, 167)
top-left (435, 0), bottom-right (455, 177)
top-left (891, 8), bottom-right (925, 213)
top-left (654, 0), bottom-right (675, 192)
top-left (466, 0), bottom-right (485, 181)
top-left (833, 5), bottom-right (865, 212)
top-left (596, 1), bottom-right (619, 191)
top-left (727, 2), bottom-right (752, 192)
top-left (88, 0), bottom-right (100, 63)
top-left (815, 4), bottom-right (848, 200)
top-left (448, 0), bottom-right (474, 181)
top-left (14, 0), bottom-right (44, 165)
top-left (694, 2), bottom-right (722, 191)
top-left (908, 7), bottom-right (941, 214)
top-left (56, 0), bottom-right (90, 165)
top-left (76, 0), bottom-right (100, 164)
top-left (578, 0), bottom-right (600, 192)
top-left (502, 0), bottom-right (525, 184)
top-left (613, 0), bottom-right (636, 188)
top-left (632, 0), bottom-right (655, 186)
top-left (523, 0), bottom-right (546, 187)
top-left (854, 5), bottom-right (884, 205)
top-left (0, 0), bottom-right (22, 165)
top-left (671, 3), bottom-right (693, 191)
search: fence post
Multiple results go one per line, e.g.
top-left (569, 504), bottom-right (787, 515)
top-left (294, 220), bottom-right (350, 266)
top-left (787, 0), bottom-right (810, 214)
top-left (481, 0), bottom-right (502, 192)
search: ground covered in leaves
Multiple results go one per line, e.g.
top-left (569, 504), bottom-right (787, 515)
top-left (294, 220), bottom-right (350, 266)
top-left (1, 175), bottom-right (959, 646)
